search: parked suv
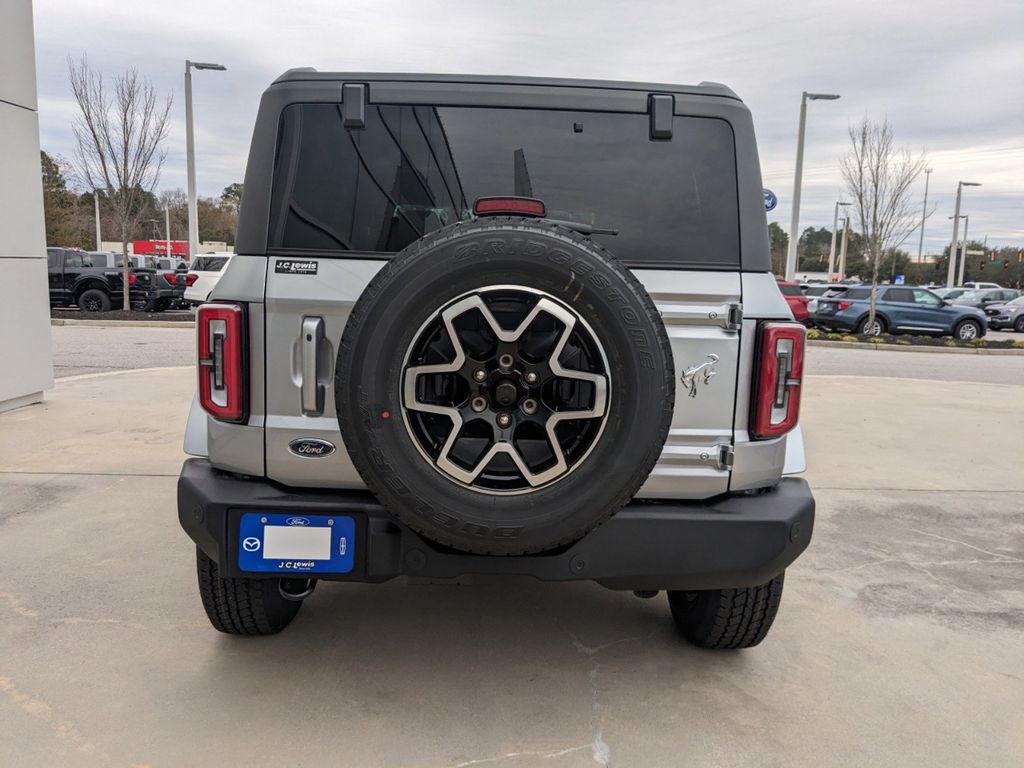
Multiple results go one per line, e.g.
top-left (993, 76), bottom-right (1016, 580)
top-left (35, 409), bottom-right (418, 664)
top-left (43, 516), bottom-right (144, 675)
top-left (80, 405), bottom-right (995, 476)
top-left (178, 71), bottom-right (814, 648)
top-left (776, 280), bottom-right (811, 325)
top-left (813, 285), bottom-right (987, 339)
top-left (986, 295), bottom-right (1024, 332)
top-left (183, 253), bottom-right (232, 304)
top-left (950, 288), bottom-right (1021, 310)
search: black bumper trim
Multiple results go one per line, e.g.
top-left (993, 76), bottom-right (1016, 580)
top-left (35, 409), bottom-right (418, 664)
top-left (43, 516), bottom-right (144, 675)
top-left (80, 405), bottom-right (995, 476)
top-left (177, 459), bottom-right (814, 591)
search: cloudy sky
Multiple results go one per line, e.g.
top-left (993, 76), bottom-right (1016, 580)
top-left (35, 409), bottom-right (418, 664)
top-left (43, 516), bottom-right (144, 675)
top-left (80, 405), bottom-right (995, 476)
top-left (32, 0), bottom-right (1023, 252)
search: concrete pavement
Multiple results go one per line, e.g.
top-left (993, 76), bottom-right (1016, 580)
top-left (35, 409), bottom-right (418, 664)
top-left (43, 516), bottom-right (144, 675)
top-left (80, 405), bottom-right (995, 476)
top-left (1, 364), bottom-right (1022, 766)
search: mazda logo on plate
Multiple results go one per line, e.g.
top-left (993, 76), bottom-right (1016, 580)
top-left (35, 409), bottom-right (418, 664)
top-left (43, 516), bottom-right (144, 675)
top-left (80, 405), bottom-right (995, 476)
top-left (288, 438), bottom-right (336, 458)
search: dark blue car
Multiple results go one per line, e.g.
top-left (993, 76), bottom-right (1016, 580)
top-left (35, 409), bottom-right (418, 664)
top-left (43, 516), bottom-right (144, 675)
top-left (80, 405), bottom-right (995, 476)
top-left (813, 285), bottom-right (988, 340)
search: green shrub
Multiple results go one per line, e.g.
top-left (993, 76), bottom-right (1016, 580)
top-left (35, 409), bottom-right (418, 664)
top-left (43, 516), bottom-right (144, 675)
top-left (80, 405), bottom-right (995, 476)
top-left (868, 336), bottom-right (887, 344)
top-left (806, 328), bottom-right (823, 340)
top-left (841, 335), bottom-right (859, 343)
top-left (895, 338), bottom-right (912, 345)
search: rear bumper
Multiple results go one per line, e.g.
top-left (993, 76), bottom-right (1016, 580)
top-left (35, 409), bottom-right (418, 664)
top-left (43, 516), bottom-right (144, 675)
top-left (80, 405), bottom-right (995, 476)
top-left (178, 459), bottom-right (814, 591)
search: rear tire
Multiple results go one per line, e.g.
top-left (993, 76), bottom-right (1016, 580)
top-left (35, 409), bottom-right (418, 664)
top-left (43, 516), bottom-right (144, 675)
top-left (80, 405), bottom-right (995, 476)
top-left (78, 288), bottom-right (111, 313)
top-left (1015, 317), bottom-right (1024, 333)
top-left (668, 572), bottom-right (785, 649)
top-left (856, 316), bottom-right (885, 336)
top-left (196, 549), bottom-right (302, 635)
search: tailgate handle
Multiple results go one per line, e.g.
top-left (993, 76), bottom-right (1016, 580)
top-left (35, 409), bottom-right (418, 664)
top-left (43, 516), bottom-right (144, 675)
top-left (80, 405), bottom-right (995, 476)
top-left (301, 316), bottom-right (325, 416)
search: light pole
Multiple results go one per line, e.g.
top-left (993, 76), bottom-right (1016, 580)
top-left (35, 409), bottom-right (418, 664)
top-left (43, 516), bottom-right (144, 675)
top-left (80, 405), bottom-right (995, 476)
top-left (917, 168), bottom-right (931, 263)
top-left (946, 181), bottom-right (981, 287)
top-left (957, 215), bottom-right (970, 287)
top-left (827, 201), bottom-right (851, 279)
top-left (165, 204), bottom-right (172, 263)
top-left (785, 91), bottom-right (841, 281)
top-left (185, 60), bottom-right (226, 258)
top-left (837, 215), bottom-right (850, 280)
top-left (93, 190), bottom-right (102, 250)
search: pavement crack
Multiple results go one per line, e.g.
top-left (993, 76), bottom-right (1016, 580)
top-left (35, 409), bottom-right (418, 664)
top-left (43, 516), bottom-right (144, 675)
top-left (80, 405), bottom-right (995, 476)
top-left (452, 744), bottom-right (590, 766)
top-left (909, 529), bottom-right (1024, 562)
top-left (0, 674), bottom-right (110, 759)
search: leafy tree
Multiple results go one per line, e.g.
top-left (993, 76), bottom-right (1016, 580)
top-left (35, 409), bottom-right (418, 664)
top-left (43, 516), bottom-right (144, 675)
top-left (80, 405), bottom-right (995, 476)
top-left (768, 222), bottom-right (788, 276)
top-left (40, 151), bottom-right (91, 246)
top-left (221, 183), bottom-right (243, 211)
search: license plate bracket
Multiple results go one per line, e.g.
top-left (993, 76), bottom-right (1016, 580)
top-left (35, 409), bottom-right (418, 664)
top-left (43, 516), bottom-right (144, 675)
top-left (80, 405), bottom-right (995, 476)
top-left (237, 513), bottom-right (355, 574)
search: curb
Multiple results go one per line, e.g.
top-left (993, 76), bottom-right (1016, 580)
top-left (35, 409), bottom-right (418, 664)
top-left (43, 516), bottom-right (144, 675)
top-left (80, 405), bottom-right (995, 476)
top-left (51, 318), bottom-right (195, 329)
top-left (807, 339), bottom-right (1024, 356)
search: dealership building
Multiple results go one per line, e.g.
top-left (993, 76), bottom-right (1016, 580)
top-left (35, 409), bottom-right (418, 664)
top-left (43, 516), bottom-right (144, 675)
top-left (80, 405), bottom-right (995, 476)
top-left (1, 0), bottom-right (52, 413)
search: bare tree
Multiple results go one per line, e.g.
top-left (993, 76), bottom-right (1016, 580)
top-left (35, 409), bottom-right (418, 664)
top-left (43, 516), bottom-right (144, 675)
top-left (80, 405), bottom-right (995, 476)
top-left (840, 119), bottom-right (929, 332)
top-left (69, 56), bottom-right (172, 310)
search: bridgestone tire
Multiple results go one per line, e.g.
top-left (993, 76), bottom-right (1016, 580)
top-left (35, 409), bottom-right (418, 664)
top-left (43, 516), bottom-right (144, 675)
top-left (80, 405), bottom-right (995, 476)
top-left (336, 218), bottom-right (675, 555)
top-left (196, 549), bottom-right (302, 635)
top-left (78, 288), bottom-right (111, 313)
top-left (668, 572), bottom-right (785, 650)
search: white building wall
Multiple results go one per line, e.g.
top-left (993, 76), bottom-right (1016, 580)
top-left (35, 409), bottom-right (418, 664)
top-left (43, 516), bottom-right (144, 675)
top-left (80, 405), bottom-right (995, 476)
top-left (0, 0), bottom-right (53, 412)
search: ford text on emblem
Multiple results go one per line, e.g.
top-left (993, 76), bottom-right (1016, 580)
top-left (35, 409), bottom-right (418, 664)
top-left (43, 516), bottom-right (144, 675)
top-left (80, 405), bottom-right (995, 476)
top-left (286, 517), bottom-right (310, 526)
top-left (288, 438), bottom-right (336, 458)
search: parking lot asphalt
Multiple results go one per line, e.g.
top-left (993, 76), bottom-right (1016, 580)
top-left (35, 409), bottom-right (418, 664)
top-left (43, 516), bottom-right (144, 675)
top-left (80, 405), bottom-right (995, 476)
top-left (2, 338), bottom-right (1021, 766)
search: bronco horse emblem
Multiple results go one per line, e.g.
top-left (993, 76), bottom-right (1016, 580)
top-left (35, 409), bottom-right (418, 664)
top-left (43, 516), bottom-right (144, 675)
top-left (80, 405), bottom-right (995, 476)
top-left (681, 353), bottom-right (720, 398)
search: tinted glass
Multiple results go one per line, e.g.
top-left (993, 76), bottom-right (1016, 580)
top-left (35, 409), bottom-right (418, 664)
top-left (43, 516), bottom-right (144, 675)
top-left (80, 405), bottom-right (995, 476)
top-left (913, 289), bottom-right (941, 306)
top-left (191, 256), bottom-right (229, 272)
top-left (270, 104), bottom-right (740, 267)
top-left (885, 288), bottom-right (914, 303)
top-left (777, 284), bottom-right (803, 296)
top-left (47, 250), bottom-right (59, 268)
top-left (844, 288), bottom-right (872, 300)
top-left (65, 253), bottom-right (83, 268)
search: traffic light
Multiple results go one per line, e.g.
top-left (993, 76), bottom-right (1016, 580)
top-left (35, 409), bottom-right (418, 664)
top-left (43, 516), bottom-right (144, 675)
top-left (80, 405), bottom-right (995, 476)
top-left (1004, 260), bottom-right (1011, 269)
top-left (978, 260), bottom-right (985, 269)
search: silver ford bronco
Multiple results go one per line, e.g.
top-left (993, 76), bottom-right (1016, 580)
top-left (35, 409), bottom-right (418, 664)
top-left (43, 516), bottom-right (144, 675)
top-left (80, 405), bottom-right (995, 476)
top-left (178, 71), bottom-right (813, 648)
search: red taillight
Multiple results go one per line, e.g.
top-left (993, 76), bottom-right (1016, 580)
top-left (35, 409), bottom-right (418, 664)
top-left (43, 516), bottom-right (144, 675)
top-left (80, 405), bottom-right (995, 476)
top-left (752, 322), bottom-right (805, 440)
top-left (163, 272), bottom-right (179, 286)
top-left (185, 273), bottom-right (198, 286)
top-left (128, 273), bottom-right (136, 285)
top-left (197, 303), bottom-right (246, 422)
top-left (473, 196), bottom-right (546, 218)
top-left (837, 300), bottom-right (852, 310)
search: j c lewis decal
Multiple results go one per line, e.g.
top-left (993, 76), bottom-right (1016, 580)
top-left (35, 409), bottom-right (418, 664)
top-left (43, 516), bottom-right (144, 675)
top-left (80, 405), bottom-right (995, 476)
top-left (275, 259), bottom-right (318, 275)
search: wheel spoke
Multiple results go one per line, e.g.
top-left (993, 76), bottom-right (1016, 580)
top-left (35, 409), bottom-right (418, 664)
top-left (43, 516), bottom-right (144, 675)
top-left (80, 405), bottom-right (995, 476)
top-left (402, 288), bottom-right (610, 493)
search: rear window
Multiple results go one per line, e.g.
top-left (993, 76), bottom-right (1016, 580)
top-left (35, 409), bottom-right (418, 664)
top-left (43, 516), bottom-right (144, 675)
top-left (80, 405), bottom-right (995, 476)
top-left (777, 284), bottom-right (803, 297)
top-left (191, 256), bottom-right (229, 272)
top-left (269, 104), bottom-right (740, 267)
top-left (844, 288), bottom-right (872, 300)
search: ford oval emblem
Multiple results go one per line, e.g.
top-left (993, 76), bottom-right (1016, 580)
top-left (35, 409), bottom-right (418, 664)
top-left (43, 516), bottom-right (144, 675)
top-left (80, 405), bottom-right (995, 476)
top-left (288, 438), bottom-right (336, 458)
top-left (763, 188), bottom-right (778, 212)
top-left (286, 517), bottom-right (310, 526)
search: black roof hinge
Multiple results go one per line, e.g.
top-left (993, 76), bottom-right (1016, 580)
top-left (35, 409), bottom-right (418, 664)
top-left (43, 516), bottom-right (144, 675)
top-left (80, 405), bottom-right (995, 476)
top-left (342, 83), bottom-right (366, 129)
top-left (648, 93), bottom-right (674, 140)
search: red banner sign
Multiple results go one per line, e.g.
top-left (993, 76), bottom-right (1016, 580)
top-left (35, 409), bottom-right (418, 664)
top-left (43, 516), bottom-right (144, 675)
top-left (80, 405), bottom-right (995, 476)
top-left (133, 240), bottom-right (189, 256)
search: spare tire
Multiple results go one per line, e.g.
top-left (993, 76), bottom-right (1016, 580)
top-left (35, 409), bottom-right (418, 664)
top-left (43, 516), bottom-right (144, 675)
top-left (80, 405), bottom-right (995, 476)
top-left (336, 218), bottom-right (674, 555)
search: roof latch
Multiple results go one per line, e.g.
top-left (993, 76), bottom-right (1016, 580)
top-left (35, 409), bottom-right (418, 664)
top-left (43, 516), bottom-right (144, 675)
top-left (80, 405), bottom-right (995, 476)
top-left (648, 93), bottom-right (674, 140)
top-left (342, 83), bottom-right (366, 129)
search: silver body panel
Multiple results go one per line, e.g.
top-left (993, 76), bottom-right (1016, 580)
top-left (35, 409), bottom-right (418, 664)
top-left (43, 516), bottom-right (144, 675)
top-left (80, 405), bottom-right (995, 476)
top-left (200, 258), bottom-right (799, 497)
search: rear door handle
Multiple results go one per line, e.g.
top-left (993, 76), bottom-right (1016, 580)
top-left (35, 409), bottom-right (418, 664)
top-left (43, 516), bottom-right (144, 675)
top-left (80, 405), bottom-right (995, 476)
top-left (301, 316), bottom-right (325, 416)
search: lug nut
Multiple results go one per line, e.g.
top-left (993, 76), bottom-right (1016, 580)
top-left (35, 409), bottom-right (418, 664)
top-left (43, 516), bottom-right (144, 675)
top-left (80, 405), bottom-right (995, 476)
top-left (471, 396), bottom-right (487, 413)
top-left (525, 371), bottom-right (538, 384)
top-left (498, 353), bottom-right (514, 369)
top-left (473, 368), bottom-right (487, 382)
top-left (496, 413), bottom-right (512, 428)
top-left (522, 398), bottom-right (538, 415)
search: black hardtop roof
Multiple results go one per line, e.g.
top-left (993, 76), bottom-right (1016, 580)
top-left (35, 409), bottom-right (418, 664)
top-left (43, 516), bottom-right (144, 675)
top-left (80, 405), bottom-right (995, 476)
top-left (272, 68), bottom-right (740, 101)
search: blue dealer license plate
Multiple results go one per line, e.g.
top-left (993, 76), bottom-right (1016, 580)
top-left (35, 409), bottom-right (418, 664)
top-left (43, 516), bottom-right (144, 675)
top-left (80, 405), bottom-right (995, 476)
top-left (237, 513), bottom-right (355, 574)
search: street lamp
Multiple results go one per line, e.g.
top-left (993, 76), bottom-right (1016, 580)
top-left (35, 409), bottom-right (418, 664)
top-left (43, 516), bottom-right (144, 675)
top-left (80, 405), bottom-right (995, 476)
top-left (957, 214), bottom-right (970, 286)
top-left (93, 189), bottom-right (102, 250)
top-left (785, 91), bottom-right (841, 281)
top-left (827, 201), bottom-right (851, 279)
top-left (837, 215), bottom-right (851, 280)
top-left (185, 60), bottom-right (226, 258)
top-left (947, 181), bottom-right (981, 287)
top-left (916, 168), bottom-right (932, 263)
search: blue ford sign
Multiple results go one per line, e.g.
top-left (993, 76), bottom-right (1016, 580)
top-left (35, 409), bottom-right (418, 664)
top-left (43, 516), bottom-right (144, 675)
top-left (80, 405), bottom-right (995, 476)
top-left (763, 189), bottom-right (778, 212)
